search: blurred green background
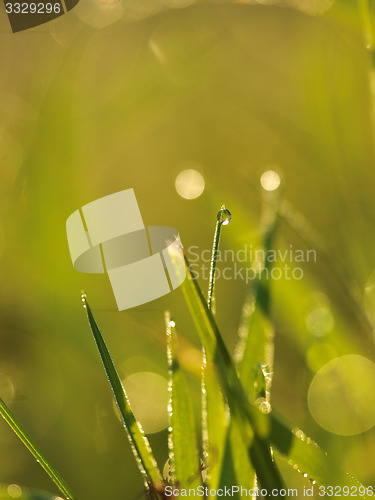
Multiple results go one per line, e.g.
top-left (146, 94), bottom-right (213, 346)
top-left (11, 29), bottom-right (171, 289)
top-left (1, 0), bottom-right (375, 498)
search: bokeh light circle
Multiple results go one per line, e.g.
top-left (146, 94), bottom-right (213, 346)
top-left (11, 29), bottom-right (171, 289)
top-left (305, 306), bottom-right (334, 337)
top-left (175, 168), bottom-right (205, 199)
top-left (260, 170), bottom-right (281, 191)
top-left (7, 484), bottom-right (22, 498)
top-left (308, 355), bottom-right (375, 435)
top-left (122, 372), bottom-right (169, 434)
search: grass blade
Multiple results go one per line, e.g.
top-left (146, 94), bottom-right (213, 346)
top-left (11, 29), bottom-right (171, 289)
top-left (269, 413), bottom-right (374, 499)
top-left (202, 206), bottom-right (232, 493)
top-left (231, 196), bottom-right (373, 498)
top-left (235, 187), bottom-right (278, 402)
top-left (180, 254), bottom-right (284, 494)
top-left (235, 289), bottom-right (274, 403)
top-left (202, 358), bottom-right (228, 493)
top-left (82, 294), bottom-right (163, 491)
top-left (278, 199), bottom-right (374, 345)
top-left (218, 201), bottom-right (278, 497)
top-left (358, 0), bottom-right (375, 51)
top-left (165, 312), bottom-right (201, 489)
top-left (218, 422), bottom-right (257, 499)
top-left (0, 398), bottom-right (76, 500)
top-left (180, 257), bottom-right (373, 498)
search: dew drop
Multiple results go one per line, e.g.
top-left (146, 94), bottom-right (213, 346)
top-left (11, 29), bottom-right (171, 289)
top-left (259, 401), bottom-right (272, 413)
top-left (163, 458), bottom-right (173, 482)
top-left (169, 320), bottom-right (176, 328)
top-left (255, 397), bottom-right (272, 414)
top-left (294, 429), bottom-right (306, 441)
top-left (217, 206), bottom-right (232, 225)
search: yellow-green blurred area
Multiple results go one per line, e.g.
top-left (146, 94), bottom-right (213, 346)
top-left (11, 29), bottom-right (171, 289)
top-left (1, 0), bottom-right (375, 497)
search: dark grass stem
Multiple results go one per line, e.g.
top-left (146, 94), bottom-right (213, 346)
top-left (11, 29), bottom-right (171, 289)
top-left (82, 294), bottom-right (163, 493)
top-left (207, 219), bottom-right (221, 312)
top-left (207, 205), bottom-right (231, 312)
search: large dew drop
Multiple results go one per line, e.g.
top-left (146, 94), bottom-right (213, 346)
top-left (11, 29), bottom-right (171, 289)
top-left (217, 206), bottom-right (232, 225)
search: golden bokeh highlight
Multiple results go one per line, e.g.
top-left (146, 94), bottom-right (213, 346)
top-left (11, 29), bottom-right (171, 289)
top-left (308, 355), bottom-right (375, 435)
top-left (122, 372), bottom-right (170, 434)
top-left (175, 167), bottom-right (205, 200)
top-left (260, 170), bottom-right (281, 191)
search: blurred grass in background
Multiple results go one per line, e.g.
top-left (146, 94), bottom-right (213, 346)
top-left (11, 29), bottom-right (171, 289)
top-left (1, 0), bottom-right (375, 497)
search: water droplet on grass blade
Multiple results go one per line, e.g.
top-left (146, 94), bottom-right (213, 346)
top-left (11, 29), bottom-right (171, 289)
top-left (255, 397), bottom-right (272, 414)
top-left (217, 206), bottom-right (232, 225)
top-left (259, 401), bottom-right (271, 413)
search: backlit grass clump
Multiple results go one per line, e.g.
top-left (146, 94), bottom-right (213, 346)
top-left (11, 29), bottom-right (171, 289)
top-left (0, 201), bottom-right (373, 500)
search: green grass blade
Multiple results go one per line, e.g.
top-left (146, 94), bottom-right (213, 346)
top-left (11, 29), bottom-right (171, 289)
top-left (218, 422), bottom-right (257, 499)
top-left (0, 485), bottom-right (59, 500)
top-left (202, 208), bottom-right (232, 494)
top-left (228, 201), bottom-right (373, 498)
top-left (235, 193), bottom-right (278, 402)
top-left (219, 203), bottom-right (278, 497)
top-left (358, 0), bottom-right (375, 51)
top-left (180, 254), bottom-right (284, 494)
top-left (165, 312), bottom-right (201, 489)
top-left (0, 398), bottom-right (76, 500)
top-left (269, 413), bottom-right (374, 499)
top-left (219, 295), bottom-right (260, 497)
top-left (235, 278), bottom-right (275, 402)
top-left (180, 260), bottom-right (373, 498)
top-left (202, 358), bottom-right (228, 493)
top-left (278, 199), bottom-right (373, 342)
top-left (82, 295), bottom-right (163, 491)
